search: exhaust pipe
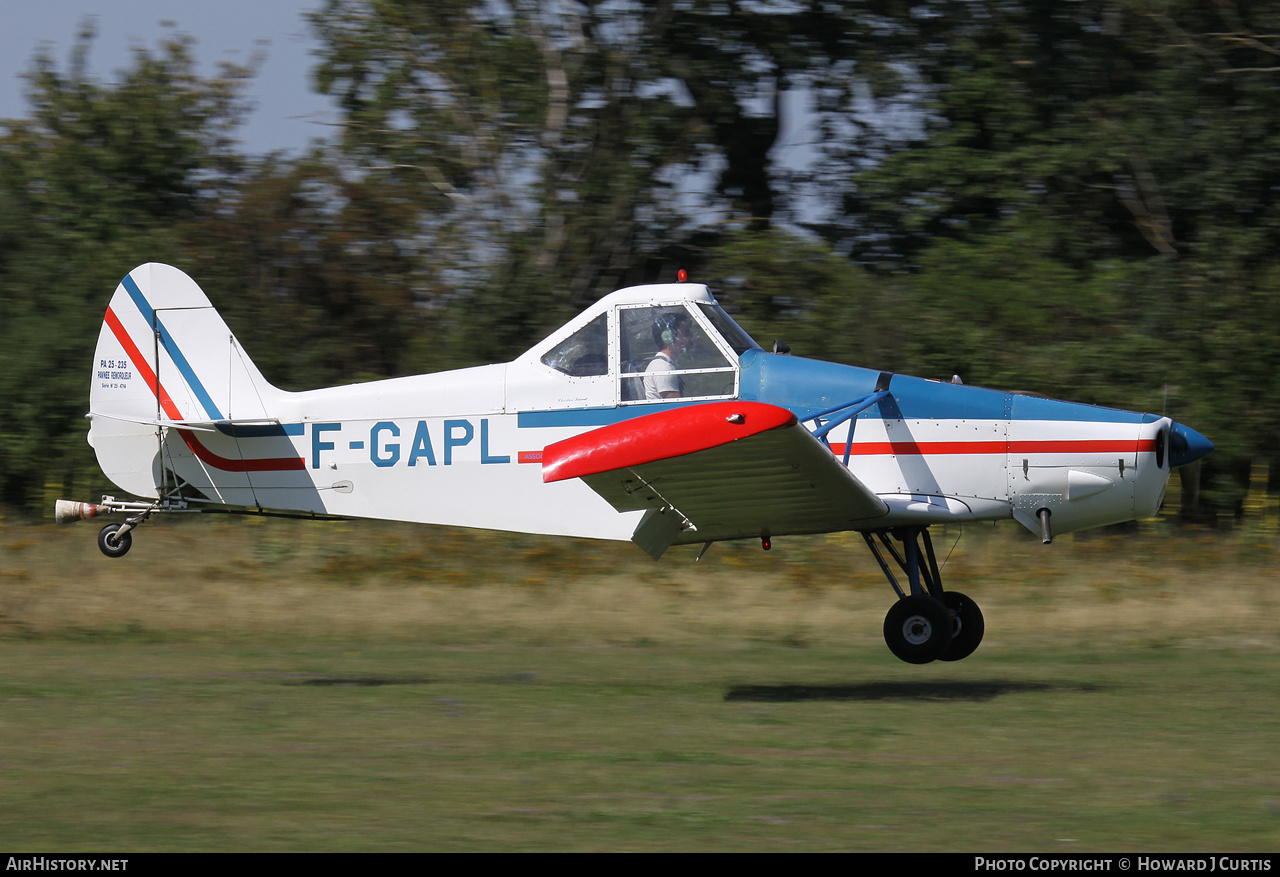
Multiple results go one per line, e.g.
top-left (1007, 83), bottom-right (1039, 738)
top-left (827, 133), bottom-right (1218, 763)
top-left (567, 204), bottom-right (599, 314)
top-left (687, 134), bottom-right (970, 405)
top-left (1037, 508), bottom-right (1053, 544)
top-left (55, 500), bottom-right (110, 524)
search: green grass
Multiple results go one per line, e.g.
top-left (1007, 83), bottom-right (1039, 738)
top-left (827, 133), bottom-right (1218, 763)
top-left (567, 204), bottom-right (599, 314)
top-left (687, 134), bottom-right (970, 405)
top-left (0, 516), bottom-right (1277, 850)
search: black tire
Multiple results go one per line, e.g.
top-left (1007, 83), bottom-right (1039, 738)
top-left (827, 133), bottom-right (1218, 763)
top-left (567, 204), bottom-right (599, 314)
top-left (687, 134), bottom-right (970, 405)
top-left (938, 590), bottom-right (985, 662)
top-left (883, 595), bottom-right (953, 664)
top-left (97, 523), bottom-right (132, 559)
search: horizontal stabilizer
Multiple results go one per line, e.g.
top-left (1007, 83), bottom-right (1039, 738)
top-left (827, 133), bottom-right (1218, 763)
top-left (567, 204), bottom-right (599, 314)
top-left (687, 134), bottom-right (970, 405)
top-left (87, 411), bottom-right (218, 432)
top-left (543, 401), bottom-right (889, 556)
top-left (87, 411), bottom-right (295, 435)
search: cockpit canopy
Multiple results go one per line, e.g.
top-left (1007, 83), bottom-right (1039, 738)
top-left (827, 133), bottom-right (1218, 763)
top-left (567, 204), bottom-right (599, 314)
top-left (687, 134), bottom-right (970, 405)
top-left (520, 283), bottom-right (761, 408)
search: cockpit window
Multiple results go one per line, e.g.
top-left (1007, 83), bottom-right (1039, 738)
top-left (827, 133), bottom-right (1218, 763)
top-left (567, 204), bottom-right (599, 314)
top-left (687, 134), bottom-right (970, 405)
top-left (540, 313), bottom-right (608, 377)
top-left (617, 305), bottom-right (736, 402)
top-left (698, 303), bottom-right (762, 356)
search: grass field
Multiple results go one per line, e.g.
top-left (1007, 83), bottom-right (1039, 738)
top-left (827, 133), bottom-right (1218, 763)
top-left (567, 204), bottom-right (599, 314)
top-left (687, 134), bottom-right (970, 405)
top-left (1, 515), bottom-right (1277, 851)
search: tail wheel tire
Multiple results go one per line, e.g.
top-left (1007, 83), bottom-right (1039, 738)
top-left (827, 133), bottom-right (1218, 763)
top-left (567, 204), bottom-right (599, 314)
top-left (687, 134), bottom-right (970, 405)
top-left (938, 591), bottom-right (985, 662)
top-left (97, 523), bottom-right (132, 559)
top-left (883, 595), bottom-right (953, 664)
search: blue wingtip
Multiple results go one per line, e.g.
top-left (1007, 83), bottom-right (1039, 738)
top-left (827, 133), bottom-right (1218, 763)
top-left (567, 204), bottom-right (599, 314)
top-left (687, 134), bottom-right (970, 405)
top-left (1169, 422), bottom-right (1214, 468)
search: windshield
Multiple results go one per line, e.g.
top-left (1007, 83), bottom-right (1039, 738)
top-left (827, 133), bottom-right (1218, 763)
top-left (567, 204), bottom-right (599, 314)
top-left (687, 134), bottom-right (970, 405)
top-left (540, 313), bottom-right (608, 376)
top-left (698, 303), bottom-right (762, 356)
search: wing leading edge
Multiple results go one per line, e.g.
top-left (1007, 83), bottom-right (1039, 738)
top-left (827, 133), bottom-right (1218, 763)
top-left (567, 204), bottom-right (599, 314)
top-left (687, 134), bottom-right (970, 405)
top-left (542, 401), bottom-right (889, 559)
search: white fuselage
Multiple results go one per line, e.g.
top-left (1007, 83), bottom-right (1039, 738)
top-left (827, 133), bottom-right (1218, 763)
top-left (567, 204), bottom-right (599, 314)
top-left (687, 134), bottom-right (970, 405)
top-left (89, 266), bottom-right (1182, 544)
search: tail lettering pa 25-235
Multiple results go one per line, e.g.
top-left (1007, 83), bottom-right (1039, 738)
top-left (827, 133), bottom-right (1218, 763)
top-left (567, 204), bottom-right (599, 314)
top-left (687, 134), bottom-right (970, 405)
top-left (59, 263), bottom-right (1214, 664)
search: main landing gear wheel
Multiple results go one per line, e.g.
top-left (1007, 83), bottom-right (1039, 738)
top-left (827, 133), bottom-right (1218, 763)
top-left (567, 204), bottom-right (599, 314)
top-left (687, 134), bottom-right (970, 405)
top-left (938, 590), bottom-right (985, 662)
top-left (864, 526), bottom-right (985, 664)
top-left (97, 523), bottom-right (132, 558)
top-left (883, 595), bottom-right (953, 664)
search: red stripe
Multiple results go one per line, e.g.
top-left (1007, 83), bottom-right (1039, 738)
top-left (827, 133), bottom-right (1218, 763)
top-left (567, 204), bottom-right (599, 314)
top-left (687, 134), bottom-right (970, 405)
top-left (177, 430), bottom-right (306, 472)
top-left (105, 307), bottom-right (180, 419)
top-left (103, 306), bottom-right (305, 472)
top-left (829, 439), bottom-right (1155, 456)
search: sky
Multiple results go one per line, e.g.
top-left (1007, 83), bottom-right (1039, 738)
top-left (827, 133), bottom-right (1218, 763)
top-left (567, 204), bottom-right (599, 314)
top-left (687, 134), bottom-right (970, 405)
top-left (0, 0), bottom-right (338, 154)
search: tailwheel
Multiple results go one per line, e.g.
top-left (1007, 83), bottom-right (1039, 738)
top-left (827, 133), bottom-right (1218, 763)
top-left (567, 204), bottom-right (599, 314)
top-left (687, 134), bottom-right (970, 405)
top-left (883, 595), bottom-right (953, 664)
top-left (97, 523), bottom-right (133, 558)
top-left (938, 590), bottom-right (984, 662)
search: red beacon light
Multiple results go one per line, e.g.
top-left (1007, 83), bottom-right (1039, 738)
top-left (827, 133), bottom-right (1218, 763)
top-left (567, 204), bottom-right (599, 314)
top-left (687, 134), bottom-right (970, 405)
top-left (676, 268), bottom-right (688, 282)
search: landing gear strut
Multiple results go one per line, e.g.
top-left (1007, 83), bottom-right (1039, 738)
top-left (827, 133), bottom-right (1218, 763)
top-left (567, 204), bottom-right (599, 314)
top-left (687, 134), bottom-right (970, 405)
top-left (56, 495), bottom-right (179, 558)
top-left (863, 526), bottom-right (984, 664)
top-left (92, 502), bottom-right (161, 559)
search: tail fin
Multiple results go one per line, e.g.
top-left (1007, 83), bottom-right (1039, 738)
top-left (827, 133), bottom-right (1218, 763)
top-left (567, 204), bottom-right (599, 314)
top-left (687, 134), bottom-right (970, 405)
top-left (89, 263), bottom-right (295, 503)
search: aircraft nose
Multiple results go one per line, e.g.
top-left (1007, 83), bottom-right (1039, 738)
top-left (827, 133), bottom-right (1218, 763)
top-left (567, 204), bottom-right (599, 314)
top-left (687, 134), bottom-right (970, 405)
top-left (1168, 422), bottom-right (1213, 468)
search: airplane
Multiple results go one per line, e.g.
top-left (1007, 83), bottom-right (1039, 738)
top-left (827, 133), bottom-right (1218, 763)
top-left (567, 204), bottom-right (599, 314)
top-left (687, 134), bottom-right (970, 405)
top-left (57, 262), bottom-right (1214, 664)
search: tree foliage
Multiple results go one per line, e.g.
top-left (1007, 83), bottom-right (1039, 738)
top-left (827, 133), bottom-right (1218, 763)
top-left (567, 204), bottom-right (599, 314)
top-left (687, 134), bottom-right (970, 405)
top-left (825, 0), bottom-right (1280, 517)
top-left (307, 0), bottom-right (898, 356)
top-left (0, 28), bottom-right (252, 511)
top-left (2, 5), bottom-right (1280, 523)
top-left (310, 0), bottom-right (702, 356)
top-left (184, 154), bottom-right (427, 387)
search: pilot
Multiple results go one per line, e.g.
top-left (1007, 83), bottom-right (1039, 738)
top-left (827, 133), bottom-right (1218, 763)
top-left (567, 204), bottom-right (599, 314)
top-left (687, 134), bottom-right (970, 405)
top-left (644, 311), bottom-right (692, 400)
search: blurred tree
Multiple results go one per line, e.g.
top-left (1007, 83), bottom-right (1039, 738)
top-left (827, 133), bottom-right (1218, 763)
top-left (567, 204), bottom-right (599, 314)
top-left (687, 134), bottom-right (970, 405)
top-left (311, 0), bottom-right (693, 360)
top-left (835, 1), bottom-right (1280, 268)
top-left (308, 0), bottom-right (892, 359)
top-left (822, 0), bottom-right (1280, 520)
top-left (4, 2), bottom-right (1278, 530)
top-left (184, 152), bottom-right (427, 388)
top-left (705, 228), bottom-right (907, 370)
top-left (0, 26), bottom-right (252, 512)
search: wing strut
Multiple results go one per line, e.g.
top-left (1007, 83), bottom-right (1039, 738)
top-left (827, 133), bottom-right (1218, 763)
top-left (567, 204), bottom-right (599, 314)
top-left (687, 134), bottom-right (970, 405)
top-left (804, 390), bottom-right (892, 466)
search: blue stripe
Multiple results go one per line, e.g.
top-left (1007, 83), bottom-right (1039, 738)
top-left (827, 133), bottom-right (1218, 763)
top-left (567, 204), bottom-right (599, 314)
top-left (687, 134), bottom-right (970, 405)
top-left (1009, 393), bottom-right (1147, 424)
top-left (518, 400), bottom-right (701, 429)
top-left (122, 272), bottom-right (224, 421)
top-left (214, 422), bottom-right (305, 438)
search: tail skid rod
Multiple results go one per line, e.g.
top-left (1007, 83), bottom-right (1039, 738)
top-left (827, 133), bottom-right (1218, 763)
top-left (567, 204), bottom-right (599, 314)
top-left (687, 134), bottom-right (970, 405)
top-left (55, 495), bottom-right (189, 524)
top-left (56, 495), bottom-right (347, 524)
